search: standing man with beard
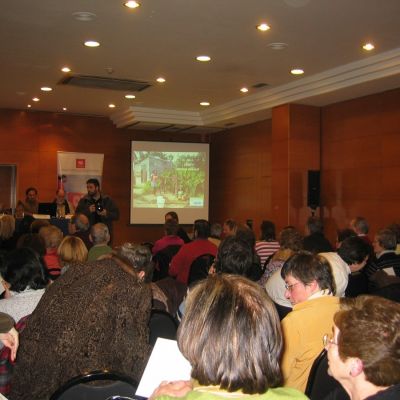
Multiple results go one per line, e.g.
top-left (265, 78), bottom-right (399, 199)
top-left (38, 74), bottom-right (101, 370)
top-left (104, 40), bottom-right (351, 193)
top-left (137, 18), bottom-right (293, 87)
top-left (76, 178), bottom-right (119, 242)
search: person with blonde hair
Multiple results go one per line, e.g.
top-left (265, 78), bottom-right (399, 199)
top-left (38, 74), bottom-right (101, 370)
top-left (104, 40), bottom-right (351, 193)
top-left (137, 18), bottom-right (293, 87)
top-left (0, 215), bottom-right (17, 251)
top-left (151, 274), bottom-right (307, 400)
top-left (38, 225), bottom-right (63, 278)
top-left (57, 236), bottom-right (88, 273)
top-left (325, 296), bottom-right (400, 399)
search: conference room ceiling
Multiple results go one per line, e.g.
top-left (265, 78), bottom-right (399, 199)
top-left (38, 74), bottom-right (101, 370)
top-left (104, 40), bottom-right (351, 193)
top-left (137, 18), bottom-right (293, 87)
top-left (1, 0), bottom-right (400, 133)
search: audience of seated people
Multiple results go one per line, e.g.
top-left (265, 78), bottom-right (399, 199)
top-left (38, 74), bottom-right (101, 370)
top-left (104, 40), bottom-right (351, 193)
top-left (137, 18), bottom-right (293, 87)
top-left (2, 200), bottom-right (400, 399)
top-left (0, 247), bottom-right (49, 323)
top-left (260, 226), bottom-right (303, 286)
top-left (57, 236), bottom-right (88, 274)
top-left (222, 218), bottom-right (237, 237)
top-left (364, 228), bottom-right (400, 289)
top-left (169, 219), bottom-right (217, 285)
top-left (325, 295), bottom-right (400, 400)
top-left (152, 220), bottom-right (184, 255)
top-left (9, 245), bottom-right (152, 400)
top-left (165, 211), bottom-right (191, 243)
top-left (38, 225), bottom-right (63, 278)
top-left (0, 215), bottom-right (18, 252)
top-left (255, 220), bottom-right (280, 267)
top-left (280, 251), bottom-right (339, 392)
top-left (208, 222), bottom-right (222, 248)
top-left (87, 222), bottom-right (113, 261)
top-left (303, 216), bottom-right (333, 254)
top-left (69, 212), bottom-right (93, 250)
top-left (350, 216), bottom-right (372, 245)
top-left (151, 274), bottom-right (307, 400)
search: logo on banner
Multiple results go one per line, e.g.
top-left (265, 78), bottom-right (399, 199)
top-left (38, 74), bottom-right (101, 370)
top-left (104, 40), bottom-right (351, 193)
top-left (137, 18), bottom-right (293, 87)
top-left (76, 159), bottom-right (86, 168)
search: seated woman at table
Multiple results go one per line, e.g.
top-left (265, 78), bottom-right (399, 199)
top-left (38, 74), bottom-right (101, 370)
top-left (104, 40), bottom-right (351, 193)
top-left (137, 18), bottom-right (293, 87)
top-left (151, 274), bottom-right (307, 400)
top-left (324, 295), bottom-right (400, 400)
top-left (280, 251), bottom-right (339, 392)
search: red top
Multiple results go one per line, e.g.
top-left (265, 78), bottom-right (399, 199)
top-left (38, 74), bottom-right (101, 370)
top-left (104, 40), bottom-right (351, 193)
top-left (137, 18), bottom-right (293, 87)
top-left (169, 239), bottom-right (217, 284)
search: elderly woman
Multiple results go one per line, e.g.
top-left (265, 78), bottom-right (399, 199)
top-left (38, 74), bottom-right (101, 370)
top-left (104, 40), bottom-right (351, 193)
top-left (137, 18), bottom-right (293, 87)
top-left (280, 251), bottom-right (339, 392)
top-left (151, 274), bottom-right (307, 400)
top-left (9, 250), bottom-right (152, 400)
top-left (324, 296), bottom-right (400, 400)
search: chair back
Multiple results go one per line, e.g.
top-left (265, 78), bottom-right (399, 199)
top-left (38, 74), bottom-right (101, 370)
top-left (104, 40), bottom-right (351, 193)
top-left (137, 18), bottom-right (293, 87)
top-left (152, 245), bottom-right (181, 281)
top-left (149, 309), bottom-right (179, 347)
top-left (305, 349), bottom-right (349, 400)
top-left (49, 370), bottom-right (137, 400)
top-left (187, 253), bottom-right (215, 285)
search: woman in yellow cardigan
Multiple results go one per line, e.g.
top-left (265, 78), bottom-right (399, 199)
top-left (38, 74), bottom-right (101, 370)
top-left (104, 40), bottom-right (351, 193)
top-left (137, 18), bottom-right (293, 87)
top-left (280, 251), bottom-right (340, 392)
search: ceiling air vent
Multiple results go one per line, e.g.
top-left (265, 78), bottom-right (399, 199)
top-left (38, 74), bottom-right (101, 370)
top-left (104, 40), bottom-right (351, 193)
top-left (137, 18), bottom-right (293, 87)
top-left (59, 75), bottom-right (150, 92)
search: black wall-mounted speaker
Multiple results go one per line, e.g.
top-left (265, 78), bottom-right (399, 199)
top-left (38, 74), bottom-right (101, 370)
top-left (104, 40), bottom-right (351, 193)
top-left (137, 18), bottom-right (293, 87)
top-left (307, 170), bottom-right (320, 209)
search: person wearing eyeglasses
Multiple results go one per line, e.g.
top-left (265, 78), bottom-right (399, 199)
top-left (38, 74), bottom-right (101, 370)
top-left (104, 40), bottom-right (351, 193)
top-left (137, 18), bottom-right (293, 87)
top-left (280, 251), bottom-right (339, 392)
top-left (323, 296), bottom-right (400, 400)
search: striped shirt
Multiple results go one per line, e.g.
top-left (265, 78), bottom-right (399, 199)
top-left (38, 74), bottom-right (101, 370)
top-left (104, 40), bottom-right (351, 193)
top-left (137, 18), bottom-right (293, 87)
top-left (255, 240), bottom-right (280, 267)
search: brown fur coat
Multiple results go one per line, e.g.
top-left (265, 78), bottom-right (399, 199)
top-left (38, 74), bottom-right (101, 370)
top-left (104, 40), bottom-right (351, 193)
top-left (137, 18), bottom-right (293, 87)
top-left (9, 257), bottom-right (152, 400)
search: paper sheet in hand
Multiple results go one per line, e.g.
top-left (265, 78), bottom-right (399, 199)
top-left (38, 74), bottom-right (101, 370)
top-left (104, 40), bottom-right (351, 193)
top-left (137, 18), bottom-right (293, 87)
top-left (135, 338), bottom-right (192, 398)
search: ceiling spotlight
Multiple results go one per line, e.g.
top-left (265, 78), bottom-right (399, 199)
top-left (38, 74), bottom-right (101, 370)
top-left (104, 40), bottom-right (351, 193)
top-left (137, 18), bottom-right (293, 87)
top-left (108, 103), bottom-right (116, 108)
top-left (200, 101), bottom-right (210, 106)
top-left (290, 68), bottom-right (304, 75)
top-left (62, 107), bottom-right (67, 111)
top-left (240, 87), bottom-right (249, 93)
top-left (27, 104), bottom-right (32, 108)
top-left (362, 43), bottom-right (375, 51)
top-left (267, 42), bottom-right (288, 50)
top-left (124, 1), bottom-right (140, 8)
top-left (41, 86), bottom-right (53, 92)
top-left (61, 66), bottom-right (71, 73)
top-left (32, 97), bottom-right (40, 102)
top-left (125, 94), bottom-right (136, 99)
top-left (257, 23), bottom-right (270, 32)
top-left (72, 11), bottom-right (97, 22)
top-left (196, 55), bottom-right (211, 62)
top-left (156, 77), bottom-right (166, 83)
top-left (84, 40), bottom-right (100, 48)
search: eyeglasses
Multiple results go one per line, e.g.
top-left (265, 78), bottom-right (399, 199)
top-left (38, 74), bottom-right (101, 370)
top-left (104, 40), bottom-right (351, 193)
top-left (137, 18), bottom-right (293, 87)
top-left (284, 282), bottom-right (301, 291)
top-left (323, 333), bottom-right (338, 347)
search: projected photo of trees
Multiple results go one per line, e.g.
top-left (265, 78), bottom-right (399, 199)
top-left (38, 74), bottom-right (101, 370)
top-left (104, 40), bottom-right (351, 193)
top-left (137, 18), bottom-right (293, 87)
top-left (132, 151), bottom-right (206, 208)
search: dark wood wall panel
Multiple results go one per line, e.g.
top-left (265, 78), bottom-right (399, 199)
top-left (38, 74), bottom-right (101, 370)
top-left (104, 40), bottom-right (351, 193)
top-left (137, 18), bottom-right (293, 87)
top-left (209, 119), bottom-right (272, 237)
top-left (0, 109), bottom-right (206, 245)
top-left (321, 87), bottom-right (400, 241)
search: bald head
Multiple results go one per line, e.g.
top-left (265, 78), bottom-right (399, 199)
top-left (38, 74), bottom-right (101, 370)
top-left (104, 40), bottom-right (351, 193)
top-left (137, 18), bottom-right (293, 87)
top-left (90, 223), bottom-right (110, 245)
top-left (75, 213), bottom-right (90, 232)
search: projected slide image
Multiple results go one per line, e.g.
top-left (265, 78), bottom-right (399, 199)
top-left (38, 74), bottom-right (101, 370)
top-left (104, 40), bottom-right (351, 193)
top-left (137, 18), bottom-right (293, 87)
top-left (133, 151), bottom-right (206, 209)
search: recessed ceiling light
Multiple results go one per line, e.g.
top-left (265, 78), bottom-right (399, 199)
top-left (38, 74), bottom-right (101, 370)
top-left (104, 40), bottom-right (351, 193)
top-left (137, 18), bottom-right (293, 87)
top-left (156, 77), bottom-right (166, 83)
top-left (32, 97), bottom-right (40, 102)
top-left (108, 104), bottom-right (116, 108)
top-left (124, 1), bottom-right (140, 9)
top-left (84, 40), bottom-right (100, 48)
top-left (62, 107), bottom-right (67, 111)
top-left (27, 104), bottom-right (32, 108)
top-left (240, 87), bottom-right (249, 93)
top-left (291, 68), bottom-right (304, 75)
top-left (125, 94), bottom-right (136, 99)
top-left (41, 86), bottom-right (53, 92)
top-left (363, 43), bottom-right (375, 51)
top-left (196, 55), bottom-right (211, 62)
top-left (257, 23), bottom-right (270, 32)
top-left (267, 42), bottom-right (288, 50)
top-left (61, 67), bottom-right (71, 73)
top-left (200, 101), bottom-right (210, 106)
top-left (72, 11), bottom-right (97, 22)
